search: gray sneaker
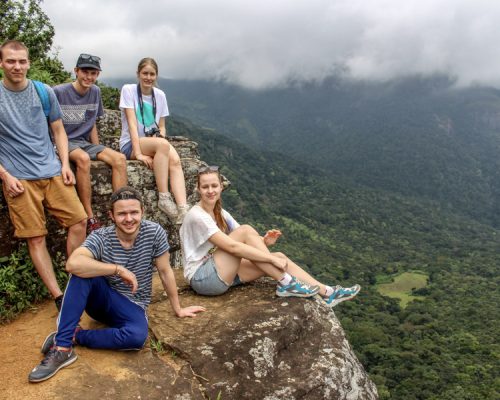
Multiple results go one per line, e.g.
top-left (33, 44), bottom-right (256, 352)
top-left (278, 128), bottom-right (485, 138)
top-left (175, 204), bottom-right (190, 225)
top-left (28, 348), bottom-right (77, 383)
top-left (40, 331), bottom-right (57, 355)
top-left (158, 192), bottom-right (178, 220)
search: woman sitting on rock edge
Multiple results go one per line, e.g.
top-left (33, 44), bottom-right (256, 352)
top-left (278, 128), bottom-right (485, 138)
top-left (119, 57), bottom-right (189, 224)
top-left (180, 166), bottom-right (361, 306)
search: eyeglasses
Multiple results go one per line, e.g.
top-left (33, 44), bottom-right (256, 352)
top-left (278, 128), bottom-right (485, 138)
top-left (197, 165), bottom-right (219, 174)
top-left (110, 189), bottom-right (142, 204)
top-left (79, 53), bottom-right (101, 63)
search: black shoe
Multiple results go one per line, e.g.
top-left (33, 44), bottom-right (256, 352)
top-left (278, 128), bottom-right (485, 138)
top-left (54, 295), bottom-right (63, 312)
top-left (28, 348), bottom-right (77, 383)
top-left (41, 331), bottom-right (57, 355)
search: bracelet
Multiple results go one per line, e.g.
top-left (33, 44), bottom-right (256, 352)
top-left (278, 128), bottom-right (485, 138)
top-left (114, 264), bottom-right (121, 276)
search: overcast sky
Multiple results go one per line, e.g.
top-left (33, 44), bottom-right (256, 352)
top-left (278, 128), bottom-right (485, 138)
top-left (42, 0), bottom-right (500, 89)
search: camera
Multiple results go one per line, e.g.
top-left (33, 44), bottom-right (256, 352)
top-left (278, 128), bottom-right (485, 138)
top-left (145, 127), bottom-right (161, 137)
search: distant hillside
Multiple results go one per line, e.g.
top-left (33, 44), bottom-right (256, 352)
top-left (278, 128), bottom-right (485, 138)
top-left (167, 116), bottom-right (499, 400)
top-left (105, 75), bottom-right (500, 228)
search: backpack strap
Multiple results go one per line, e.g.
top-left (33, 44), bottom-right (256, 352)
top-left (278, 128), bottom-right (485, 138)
top-left (32, 80), bottom-right (51, 118)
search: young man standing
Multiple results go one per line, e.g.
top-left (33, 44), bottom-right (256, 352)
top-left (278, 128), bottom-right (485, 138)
top-left (54, 53), bottom-right (127, 233)
top-left (0, 40), bottom-right (87, 310)
top-left (29, 186), bottom-right (205, 383)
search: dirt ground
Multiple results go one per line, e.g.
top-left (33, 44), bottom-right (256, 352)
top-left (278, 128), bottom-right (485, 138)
top-left (0, 300), bottom-right (110, 400)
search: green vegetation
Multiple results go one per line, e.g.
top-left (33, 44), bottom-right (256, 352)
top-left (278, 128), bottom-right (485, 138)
top-left (149, 336), bottom-right (165, 354)
top-left (0, 244), bottom-right (66, 322)
top-left (376, 271), bottom-right (428, 308)
top-left (173, 117), bottom-right (500, 400)
top-left (0, 0), bottom-right (70, 85)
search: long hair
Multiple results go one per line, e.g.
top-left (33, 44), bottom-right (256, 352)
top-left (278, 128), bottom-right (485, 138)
top-left (197, 170), bottom-right (228, 233)
top-left (137, 57), bottom-right (159, 86)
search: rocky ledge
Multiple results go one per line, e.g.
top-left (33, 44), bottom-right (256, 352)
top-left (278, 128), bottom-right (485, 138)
top-left (48, 271), bottom-right (377, 400)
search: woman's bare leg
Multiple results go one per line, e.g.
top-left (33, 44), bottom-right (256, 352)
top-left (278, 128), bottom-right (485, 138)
top-left (137, 137), bottom-right (170, 193)
top-left (168, 146), bottom-right (187, 205)
top-left (224, 225), bottom-right (328, 294)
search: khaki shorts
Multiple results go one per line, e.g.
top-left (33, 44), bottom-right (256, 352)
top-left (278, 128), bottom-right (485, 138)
top-left (3, 175), bottom-right (87, 238)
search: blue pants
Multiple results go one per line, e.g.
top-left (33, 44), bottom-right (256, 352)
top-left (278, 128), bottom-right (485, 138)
top-left (55, 276), bottom-right (148, 350)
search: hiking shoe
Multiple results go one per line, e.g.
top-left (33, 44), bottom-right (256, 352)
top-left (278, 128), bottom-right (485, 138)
top-left (41, 326), bottom-right (81, 355)
top-left (276, 277), bottom-right (320, 298)
top-left (41, 331), bottom-right (57, 355)
top-left (323, 284), bottom-right (361, 308)
top-left (28, 348), bottom-right (77, 383)
top-left (175, 204), bottom-right (190, 225)
top-left (87, 217), bottom-right (102, 234)
top-left (158, 193), bottom-right (178, 220)
top-left (54, 295), bottom-right (63, 312)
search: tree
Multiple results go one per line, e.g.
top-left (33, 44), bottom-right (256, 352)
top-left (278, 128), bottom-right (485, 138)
top-left (0, 0), bottom-right (54, 61)
top-left (0, 0), bottom-right (70, 85)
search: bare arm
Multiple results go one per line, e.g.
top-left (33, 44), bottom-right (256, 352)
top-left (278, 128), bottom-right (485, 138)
top-left (51, 119), bottom-right (75, 185)
top-left (124, 108), bottom-right (152, 168)
top-left (158, 116), bottom-right (167, 138)
top-left (209, 231), bottom-right (287, 270)
top-left (156, 251), bottom-right (205, 317)
top-left (66, 247), bottom-right (138, 293)
top-left (89, 123), bottom-right (100, 145)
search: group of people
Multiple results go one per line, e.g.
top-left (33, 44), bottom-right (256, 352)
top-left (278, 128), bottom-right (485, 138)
top-left (0, 39), bottom-right (361, 384)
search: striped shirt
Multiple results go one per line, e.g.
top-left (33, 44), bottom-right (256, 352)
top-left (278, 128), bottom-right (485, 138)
top-left (83, 220), bottom-right (169, 309)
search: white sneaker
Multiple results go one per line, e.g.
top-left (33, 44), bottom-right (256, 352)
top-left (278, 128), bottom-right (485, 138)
top-left (176, 204), bottom-right (190, 225)
top-left (158, 193), bottom-right (178, 220)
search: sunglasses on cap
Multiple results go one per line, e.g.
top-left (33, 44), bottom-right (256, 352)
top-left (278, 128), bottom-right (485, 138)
top-left (197, 165), bottom-right (219, 174)
top-left (79, 54), bottom-right (101, 63)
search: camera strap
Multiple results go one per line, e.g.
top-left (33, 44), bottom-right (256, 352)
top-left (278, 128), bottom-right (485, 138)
top-left (136, 84), bottom-right (159, 134)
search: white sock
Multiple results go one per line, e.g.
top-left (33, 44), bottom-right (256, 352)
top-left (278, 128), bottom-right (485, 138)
top-left (278, 273), bottom-right (293, 286)
top-left (323, 285), bottom-right (334, 297)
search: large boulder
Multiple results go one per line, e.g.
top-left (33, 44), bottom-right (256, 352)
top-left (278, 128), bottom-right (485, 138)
top-left (149, 274), bottom-right (378, 399)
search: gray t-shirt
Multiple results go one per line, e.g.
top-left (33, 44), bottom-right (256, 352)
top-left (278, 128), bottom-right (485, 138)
top-left (53, 83), bottom-right (104, 141)
top-left (0, 80), bottom-right (62, 180)
top-left (83, 220), bottom-right (170, 309)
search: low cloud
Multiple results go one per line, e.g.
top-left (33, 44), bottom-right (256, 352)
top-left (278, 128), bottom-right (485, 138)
top-left (43, 0), bottom-right (500, 89)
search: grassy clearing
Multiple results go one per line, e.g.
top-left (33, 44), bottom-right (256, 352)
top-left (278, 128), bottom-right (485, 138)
top-left (376, 271), bottom-right (429, 308)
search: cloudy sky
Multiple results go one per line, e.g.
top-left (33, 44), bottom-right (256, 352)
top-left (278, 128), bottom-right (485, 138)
top-left (42, 0), bottom-right (500, 89)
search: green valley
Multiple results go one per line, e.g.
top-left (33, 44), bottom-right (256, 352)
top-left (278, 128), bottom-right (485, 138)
top-left (172, 117), bottom-right (500, 400)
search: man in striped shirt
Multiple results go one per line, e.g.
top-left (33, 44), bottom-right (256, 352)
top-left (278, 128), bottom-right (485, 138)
top-left (29, 186), bottom-right (205, 383)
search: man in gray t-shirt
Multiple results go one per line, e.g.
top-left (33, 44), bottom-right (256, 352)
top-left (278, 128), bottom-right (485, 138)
top-left (54, 54), bottom-right (127, 234)
top-left (0, 40), bottom-right (87, 310)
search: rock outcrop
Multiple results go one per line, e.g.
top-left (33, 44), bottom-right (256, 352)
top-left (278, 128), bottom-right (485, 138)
top-left (148, 272), bottom-right (378, 400)
top-left (0, 110), bottom-right (378, 399)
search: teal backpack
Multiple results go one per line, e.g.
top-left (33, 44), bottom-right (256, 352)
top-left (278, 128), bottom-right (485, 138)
top-left (32, 80), bottom-right (51, 118)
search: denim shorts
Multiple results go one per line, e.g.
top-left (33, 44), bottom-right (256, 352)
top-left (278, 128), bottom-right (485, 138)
top-left (120, 141), bottom-right (133, 160)
top-left (190, 256), bottom-right (242, 296)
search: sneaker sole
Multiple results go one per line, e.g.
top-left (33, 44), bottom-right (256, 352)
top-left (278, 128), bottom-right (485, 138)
top-left (28, 354), bottom-right (78, 383)
top-left (276, 289), bottom-right (320, 298)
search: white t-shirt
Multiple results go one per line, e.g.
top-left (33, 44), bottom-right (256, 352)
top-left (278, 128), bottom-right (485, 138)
top-left (119, 84), bottom-right (169, 150)
top-left (180, 204), bottom-right (240, 281)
